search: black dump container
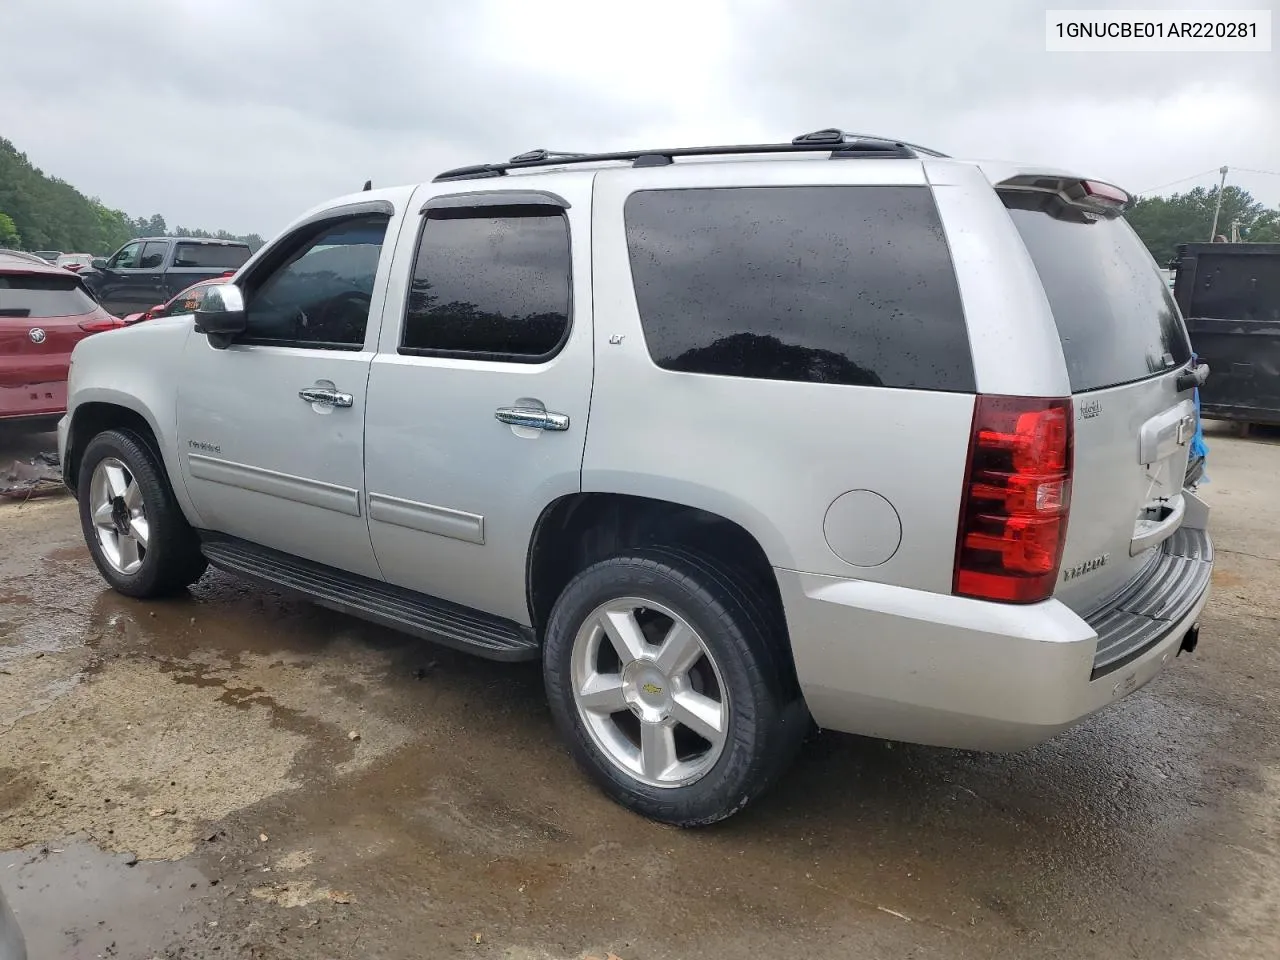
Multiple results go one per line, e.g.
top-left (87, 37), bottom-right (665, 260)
top-left (1173, 242), bottom-right (1280, 426)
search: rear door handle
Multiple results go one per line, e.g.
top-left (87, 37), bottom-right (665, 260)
top-left (298, 387), bottom-right (353, 408)
top-left (495, 406), bottom-right (570, 431)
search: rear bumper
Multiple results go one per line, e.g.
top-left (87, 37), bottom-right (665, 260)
top-left (0, 381), bottom-right (67, 422)
top-left (780, 501), bottom-right (1212, 751)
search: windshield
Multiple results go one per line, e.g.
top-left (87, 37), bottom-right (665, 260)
top-left (1003, 191), bottom-right (1192, 393)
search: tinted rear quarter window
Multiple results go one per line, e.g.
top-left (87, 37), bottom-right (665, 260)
top-left (0, 273), bottom-right (99, 318)
top-left (174, 243), bottom-right (251, 269)
top-left (401, 208), bottom-right (571, 360)
top-left (1003, 192), bottom-right (1191, 392)
top-left (623, 186), bottom-right (973, 391)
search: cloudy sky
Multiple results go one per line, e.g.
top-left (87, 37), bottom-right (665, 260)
top-left (2, 0), bottom-right (1276, 238)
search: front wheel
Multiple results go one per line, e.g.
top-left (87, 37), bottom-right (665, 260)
top-left (543, 547), bottom-right (807, 826)
top-left (77, 429), bottom-right (207, 597)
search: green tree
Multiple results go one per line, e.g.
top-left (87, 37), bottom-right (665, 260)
top-left (1245, 208), bottom-right (1280, 243)
top-left (0, 134), bottom-right (262, 255)
top-left (1126, 185), bottom-right (1280, 265)
top-left (0, 136), bottom-right (138, 253)
top-left (169, 224), bottom-right (264, 251)
top-left (0, 211), bottom-right (19, 247)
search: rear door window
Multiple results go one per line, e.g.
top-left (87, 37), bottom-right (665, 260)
top-left (139, 241), bottom-right (168, 269)
top-left (1002, 192), bottom-right (1192, 392)
top-left (623, 185), bottom-right (974, 391)
top-left (173, 243), bottom-right (252, 269)
top-left (400, 208), bottom-right (572, 361)
top-left (0, 273), bottom-right (99, 317)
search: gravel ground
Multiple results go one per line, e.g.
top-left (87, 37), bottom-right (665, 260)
top-left (1, 423), bottom-right (1277, 959)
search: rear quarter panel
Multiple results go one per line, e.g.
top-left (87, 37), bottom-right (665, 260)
top-left (586, 161), bottom-right (977, 593)
top-left (924, 159), bottom-right (1071, 398)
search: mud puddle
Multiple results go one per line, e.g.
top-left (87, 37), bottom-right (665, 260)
top-left (2, 838), bottom-right (214, 959)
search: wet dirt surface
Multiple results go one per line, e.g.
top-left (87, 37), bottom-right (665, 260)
top-left (1, 423), bottom-right (1278, 958)
top-left (3, 839), bottom-right (213, 958)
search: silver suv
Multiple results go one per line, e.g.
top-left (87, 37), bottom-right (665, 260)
top-left (59, 130), bottom-right (1213, 826)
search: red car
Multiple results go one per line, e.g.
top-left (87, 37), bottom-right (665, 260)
top-left (120, 276), bottom-right (225, 325)
top-left (1, 251), bottom-right (122, 427)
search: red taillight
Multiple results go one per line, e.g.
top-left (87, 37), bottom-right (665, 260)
top-left (78, 317), bottom-right (124, 333)
top-left (221, 270), bottom-right (236, 277)
top-left (953, 395), bottom-right (1074, 604)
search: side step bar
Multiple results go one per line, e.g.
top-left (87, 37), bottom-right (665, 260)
top-left (199, 534), bottom-right (540, 662)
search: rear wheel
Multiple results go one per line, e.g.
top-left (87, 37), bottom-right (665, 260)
top-left (543, 547), bottom-right (807, 826)
top-left (78, 429), bottom-right (207, 597)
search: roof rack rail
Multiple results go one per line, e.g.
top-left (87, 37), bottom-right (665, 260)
top-left (433, 128), bottom-right (948, 182)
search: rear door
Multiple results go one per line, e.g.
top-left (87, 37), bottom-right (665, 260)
top-left (363, 175), bottom-right (595, 624)
top-left (999, 187), bottom-right (1197, 612)
top-left (132, 240), bottom-right (172, 312)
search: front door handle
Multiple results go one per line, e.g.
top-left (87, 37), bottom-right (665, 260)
top-left (299, 387), bottom-right (353, 408)
top-left (495, 406), bottom-right (570, 431)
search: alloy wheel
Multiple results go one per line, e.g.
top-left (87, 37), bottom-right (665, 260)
top-left (89, 457), bottom-right (150, 575)
top-left (570, 597), bottom-right (729, 788)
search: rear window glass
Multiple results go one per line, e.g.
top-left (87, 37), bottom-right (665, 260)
top-left (624, 186), bottom-right (974, 391)
top-left (1003, 192), bottom-right (1192, 392)
top-left (0, 273), bottom-right (99, 318)
top-left (173, 243), bottom-right (251, 269)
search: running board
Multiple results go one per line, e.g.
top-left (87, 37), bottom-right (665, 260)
top-left (198, 534), bottom-right (539, 662)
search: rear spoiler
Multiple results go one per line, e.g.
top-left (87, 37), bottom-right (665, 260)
top-left (994, 174), bottom-right (1132, 217)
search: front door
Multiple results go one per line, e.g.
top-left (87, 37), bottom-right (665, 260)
top-left (91, 241), bottom-right (148, 316)
top-left (363, 177), bottom-right (596, 624)
top-left (175, 208), bottom-right (398, 579)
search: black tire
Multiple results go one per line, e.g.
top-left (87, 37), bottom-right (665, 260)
top-left (77, 429), bottom-right (207, 597)
top-left (543, 546), bottom-right (808, 827)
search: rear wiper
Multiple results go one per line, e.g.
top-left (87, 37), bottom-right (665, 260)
top-left (0, 309), bottom-right (32, 317)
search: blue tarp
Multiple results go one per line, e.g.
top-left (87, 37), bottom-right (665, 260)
top-left (1191, 352), bottom-right (1208, 483)
top-left (1192, 387), bottom-right (1209, 460)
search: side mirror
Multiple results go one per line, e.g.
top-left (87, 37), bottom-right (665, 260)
top-left (145, 303), bottom-right (166, 319)
top-left (91, 257), bottom-right (109, 270)
top-left (193, 283), bottom-right (247, 349)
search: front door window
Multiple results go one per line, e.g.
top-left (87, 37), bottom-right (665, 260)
top-left (243, 216), bottom-right (389, 349)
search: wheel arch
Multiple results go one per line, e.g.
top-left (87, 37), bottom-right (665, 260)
top-left (64, 393), bottom-right (197, 524)
top-left (526, 492), bottom-right (794, 682)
